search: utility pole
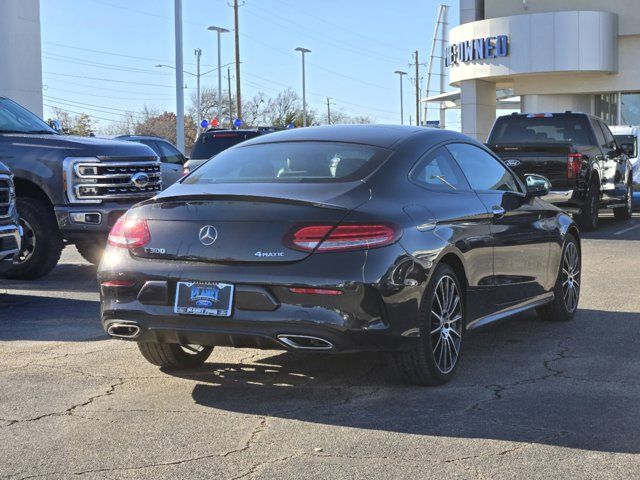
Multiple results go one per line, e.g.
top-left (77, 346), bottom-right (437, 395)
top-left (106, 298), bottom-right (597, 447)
top-left (414, 50), bottom-right (420, 126)
top-left (394, 70), bottom-right (407, 125)
top-left (227, 67), bottom-right (233, 123)
top-left (326, 97), bottom-right (331, 124)
top-left (194, 48), bottom-right (201, 133)
top-left (233, 0), bottom-right (242, 121)
top-left (295, 47), bottom-right (311, 127)
top-left (174, 0), bottom-right (185, 152)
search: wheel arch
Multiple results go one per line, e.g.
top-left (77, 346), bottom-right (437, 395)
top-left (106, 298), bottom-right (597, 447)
top-left (13, 178), bottom-right (54, 207)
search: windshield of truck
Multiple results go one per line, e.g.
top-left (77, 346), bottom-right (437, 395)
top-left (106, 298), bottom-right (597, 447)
top-left (0, 98), bottom-right (56, 134)
top-left (190, 131), bottom-right (261, 159)
top-left (489, 116), bottom-right (592, 145)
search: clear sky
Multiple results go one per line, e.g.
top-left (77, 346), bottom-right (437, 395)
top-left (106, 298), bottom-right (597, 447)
top-left (40, 0), bottom-right (459, 130)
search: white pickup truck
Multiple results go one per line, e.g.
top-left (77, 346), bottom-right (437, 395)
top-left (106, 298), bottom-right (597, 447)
top-left (610, 125), bottom-right (640, 207)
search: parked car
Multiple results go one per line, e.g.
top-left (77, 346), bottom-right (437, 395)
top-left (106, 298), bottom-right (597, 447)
top-left (0, 162), bottom-right (21, 274)
top-left (184, 128), bottom-right (280, 175)
top-left (487, 112), bottom-right (633, 231)
top-left (115, 135), bottom-right (186, 186)
top-left (0, 97), bottom-right (161, 277)
top-left (610, 125), bottom-right (640, 207)
top-left (99, 125), bottom-right (581, 386)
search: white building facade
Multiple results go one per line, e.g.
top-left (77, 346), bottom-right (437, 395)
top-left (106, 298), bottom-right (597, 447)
top-left (453, 0), bottom-right (640, 140)
top-left (0, 0), bottom-right (43, 116)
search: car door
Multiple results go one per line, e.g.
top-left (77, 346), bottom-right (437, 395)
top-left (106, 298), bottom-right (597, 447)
top-left (404, 146), bottom-right (495, 321)
top-left (597, 120), bottom-right (628, 202)
top-left (156, 141), bottom-right (185, 186)
top-left (447, 142), bottom-right (554, 307)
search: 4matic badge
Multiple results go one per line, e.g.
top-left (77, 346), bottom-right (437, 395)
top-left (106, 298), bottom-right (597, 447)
top-left (254, 251), bottom-right (285, 258)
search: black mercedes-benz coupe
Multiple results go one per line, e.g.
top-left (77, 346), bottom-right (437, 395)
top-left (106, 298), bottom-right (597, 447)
top-left (98, 125), bottom-right (581, 385)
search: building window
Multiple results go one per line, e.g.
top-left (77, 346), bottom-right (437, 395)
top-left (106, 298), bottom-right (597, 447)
top-left (594, 93), bottom-right (618, 125)
top-left (621, 93), bottom-right (640, 126)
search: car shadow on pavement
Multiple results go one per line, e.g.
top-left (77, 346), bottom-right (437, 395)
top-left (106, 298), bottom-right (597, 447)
top-left (0, 293), bottom-right (104, 341)
top-left (168, 308), bottom-right (640, 455)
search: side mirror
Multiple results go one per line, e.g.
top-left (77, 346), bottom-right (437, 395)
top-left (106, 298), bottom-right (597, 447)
top-left (48, 119), bottom-right (62, 134)
top-left (524, 174), bottom-right (551, 198)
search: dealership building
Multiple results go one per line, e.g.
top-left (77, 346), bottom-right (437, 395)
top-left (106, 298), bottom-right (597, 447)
top-left (443, 0), bottom-right (640, 140)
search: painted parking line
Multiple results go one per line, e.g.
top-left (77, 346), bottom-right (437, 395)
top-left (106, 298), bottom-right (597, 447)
top-left (614, 223), bottom-right (640, 236)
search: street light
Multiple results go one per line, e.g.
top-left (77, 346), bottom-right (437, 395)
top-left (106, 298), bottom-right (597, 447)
top-left (295, 47), bottom-right (311, 127)
top-left (394, 70), bottom-right (407, 125)
top-left (208, 26), bottom-right (230, 123)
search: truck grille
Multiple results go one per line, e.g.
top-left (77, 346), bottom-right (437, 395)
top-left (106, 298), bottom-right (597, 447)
top-left (66, 158), bottom-right (162, 203)
top-left (0, 175), bottom-right (14, 219)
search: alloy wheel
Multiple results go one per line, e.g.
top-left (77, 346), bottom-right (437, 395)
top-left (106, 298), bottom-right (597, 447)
top-left (562, 242), bottom-right (580, 313)
top-left (17, 217), bottom-right (36, 263)
top-left (430, 275), bottom-right (463, 374)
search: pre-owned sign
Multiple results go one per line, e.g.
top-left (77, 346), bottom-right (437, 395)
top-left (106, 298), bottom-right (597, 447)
top-left (445, 35), bottom-right (509, 66)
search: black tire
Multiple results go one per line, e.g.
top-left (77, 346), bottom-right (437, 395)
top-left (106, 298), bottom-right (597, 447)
top-left (576, 180), bottom-right (599, 231)
top-left (75, 239), bottom-right (106, 265)
top-left (391, 263), bottom-right (464, 386)
top-left (138, 342), bottom-right (213, 369)
top-left (536, 233), bottom-right (580, 322)
top-left (3, 197), bottom-right (63, 280)
top-left (613, 183), bottom-right (633, 221)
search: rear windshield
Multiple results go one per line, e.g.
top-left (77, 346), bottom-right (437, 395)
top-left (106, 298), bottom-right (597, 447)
top-left (614, 134), bottom-right (637, 157)
top-left (183, 141), bottom-right (389, 184)
top-left (190, 132), bottom-right (260, 159)
top-left (489, 116), bottom-right (592, 145)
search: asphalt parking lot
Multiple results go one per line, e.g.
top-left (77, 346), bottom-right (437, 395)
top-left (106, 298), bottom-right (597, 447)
top-left (1, 215), bottom-right (640, 479)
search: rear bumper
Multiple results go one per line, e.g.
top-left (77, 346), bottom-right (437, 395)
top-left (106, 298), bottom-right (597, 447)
top-left (0, 222), bottom-right (21, 267)
top-left (542, 189), bottom-right (582, 212)
top-left (98, 245), bottom-right (426, 353)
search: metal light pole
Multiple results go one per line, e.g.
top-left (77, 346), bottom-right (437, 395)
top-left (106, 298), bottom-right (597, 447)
top-left (174, 0), bottom-right (185, 153)
top-left (394, 70), bottom-right (407, 125)
top-left (207, 26), bottom-right (229, 122)
top-left (194, 48), bottom-right (202, 131)
top-left (295, 47), bottom-right (311, 127)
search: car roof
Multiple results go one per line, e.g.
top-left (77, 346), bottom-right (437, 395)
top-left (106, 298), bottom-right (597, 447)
top-left (609, 125), bottom-right (640, 135)
top-left (116, 135), bottom-right (170, 142)
top-left (237, 124), bottom-right (470, 150)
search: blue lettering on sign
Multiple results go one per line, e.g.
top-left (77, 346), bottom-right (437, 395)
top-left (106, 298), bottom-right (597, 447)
top-left (190, 285), bottom-right (219, 303)
top-left (445, 35), bottom-right (509, 66)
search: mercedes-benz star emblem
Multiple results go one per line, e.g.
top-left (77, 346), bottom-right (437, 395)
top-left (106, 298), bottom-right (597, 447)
top-left (198, 225), bottom-right (218, 246)
top-left (131, 172), bottom-right (150, 188)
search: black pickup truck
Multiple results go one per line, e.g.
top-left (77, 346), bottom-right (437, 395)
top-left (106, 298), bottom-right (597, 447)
top-left (0, 97), bottom-right (161, 279)
top-left (487, 112), bottom-right (633, 231)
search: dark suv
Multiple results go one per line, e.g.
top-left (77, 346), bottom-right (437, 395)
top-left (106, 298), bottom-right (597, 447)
top-left (0, 97), bottom-right (161, 278)
top-left (184, 128), bottom-right (280, 174)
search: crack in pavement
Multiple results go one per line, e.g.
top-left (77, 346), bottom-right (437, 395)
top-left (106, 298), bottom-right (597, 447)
top-left (468, 339), bottom-right (573, 412)
top-left (0, 378), bottom-right (125, 429)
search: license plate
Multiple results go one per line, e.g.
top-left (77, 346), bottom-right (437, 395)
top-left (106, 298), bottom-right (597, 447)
top-left (174, 281), bottom-right (234, 317)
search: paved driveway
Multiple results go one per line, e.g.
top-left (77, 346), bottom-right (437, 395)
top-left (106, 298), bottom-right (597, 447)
top-left (1, 215), bottom-right (639, 479)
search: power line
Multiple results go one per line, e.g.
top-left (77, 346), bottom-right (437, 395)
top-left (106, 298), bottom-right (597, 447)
top-left (43, 71), bottom-right (183, 89)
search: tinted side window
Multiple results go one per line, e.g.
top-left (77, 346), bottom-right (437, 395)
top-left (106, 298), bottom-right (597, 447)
top-left (591, 119), bottom-right (607, 148)
top-left (447, 143), bottom-right (520, 192)
top-left (410, 147), bottom-right (470, 191)
top-left (599, 121), bottom-right (616, 149)
top-left (157, 141), bottom-right (184, 164)
top-left (138, 140), bottom-right (161, 156)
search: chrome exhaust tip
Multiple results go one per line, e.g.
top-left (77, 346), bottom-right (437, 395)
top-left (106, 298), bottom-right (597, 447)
top-left (277, 334), bottom-right (334, 350)
top-left (107, 322), bottom-right (141, 339)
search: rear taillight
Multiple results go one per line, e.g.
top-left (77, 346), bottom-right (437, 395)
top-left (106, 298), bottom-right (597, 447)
top-left (287, 224), bottom-right (397, 252)
top-left (107, 216), bottom-right (151, 249)
top-left (567, 153), bottom-right (582, 179)
top-left (101, 279), bottom-right (136, 287)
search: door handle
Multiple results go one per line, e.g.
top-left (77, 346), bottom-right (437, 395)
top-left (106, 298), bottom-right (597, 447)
top-left (492, 206), bottom-right (506, 218)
